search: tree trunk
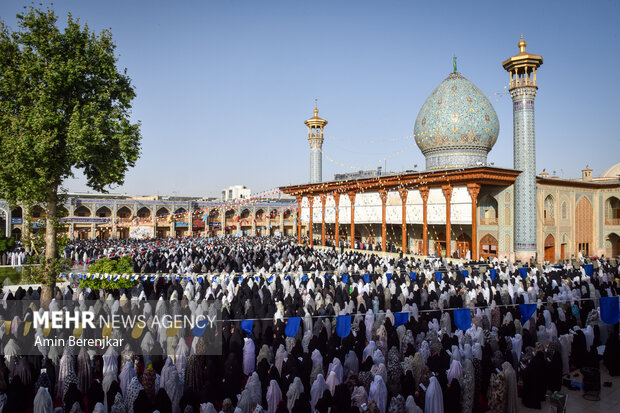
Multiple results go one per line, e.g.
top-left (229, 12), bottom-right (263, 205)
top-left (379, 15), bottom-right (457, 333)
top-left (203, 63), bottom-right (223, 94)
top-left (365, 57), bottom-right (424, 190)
top-left (23, 204), bottom-right (31, 253)
top-left (40, 188), bottom-right (58, 308)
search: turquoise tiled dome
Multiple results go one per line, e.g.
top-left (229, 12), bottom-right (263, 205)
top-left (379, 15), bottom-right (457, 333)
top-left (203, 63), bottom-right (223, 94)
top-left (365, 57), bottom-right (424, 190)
top-left (414, 72), bottom-right (499, 170)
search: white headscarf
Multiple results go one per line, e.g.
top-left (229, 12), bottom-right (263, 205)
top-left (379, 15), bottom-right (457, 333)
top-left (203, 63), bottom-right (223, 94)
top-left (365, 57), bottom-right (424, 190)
top-left (424, 376), bottom-right (444, 413)
top-left (33, 387), bottom-right (53, 413)
top-left (266, 379), bottom-right (282, 413)
top-left (405, 395), bottom-right (423, 413)
top-left (446, 359), bottom-right (463, 384)
top-left (502, 361), bottom-right (518, 413)
top-left (369, 375), bottom-right (388, 413)
top-left (245, 371), bottom-right (262, 407)
top-left (242, 337), bottom-right (255, 376)
top-left (118, 361), bottom-right (136, 398)
top-left (286, 377), bottom-right (304, 412)
top-left (325, 370), bottom-right (340, 395)
top-left (327, 358), bottom-right (343, 383)
top-left (310, 374), bottom-right (327, 410)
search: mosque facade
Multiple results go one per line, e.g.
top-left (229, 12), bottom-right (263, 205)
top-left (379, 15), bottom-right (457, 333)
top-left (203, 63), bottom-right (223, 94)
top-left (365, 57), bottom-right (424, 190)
top-left (280, 37), bottom-right (620, 262)
top-left (0, 196), bottom-right (299, 241)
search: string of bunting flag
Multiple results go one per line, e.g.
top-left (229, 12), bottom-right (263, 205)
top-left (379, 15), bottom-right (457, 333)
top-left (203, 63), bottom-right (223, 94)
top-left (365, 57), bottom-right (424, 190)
top-left (60, 263), bottom-right (601, 283)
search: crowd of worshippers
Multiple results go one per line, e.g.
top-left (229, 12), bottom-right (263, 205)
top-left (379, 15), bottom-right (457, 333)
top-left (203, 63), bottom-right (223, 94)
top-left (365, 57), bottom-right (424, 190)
top-left (64, 236), bottom-right (506, 276)
top-left (0, 242), bottom-right (619, 413)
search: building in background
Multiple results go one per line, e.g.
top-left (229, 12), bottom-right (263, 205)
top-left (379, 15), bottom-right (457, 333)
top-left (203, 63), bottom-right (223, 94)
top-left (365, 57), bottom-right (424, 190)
top-left (221, 185), bottom-right (251, 201)
top-left (281, 37), bottom-right (620, 261)
top-left (0, 194), bottom-right (297, 240)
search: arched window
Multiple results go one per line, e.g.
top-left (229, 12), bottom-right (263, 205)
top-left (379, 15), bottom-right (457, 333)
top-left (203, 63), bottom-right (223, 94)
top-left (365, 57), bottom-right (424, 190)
top-left (117, 206), bottom-right (132, 219)
top-left (137, 207), bottom-right (151, 218)
top-left (605, 197), bottom-right (620, 225)
top-left (96, 206), bottom-right (112, 217)
top-left (478, 196), bottom-right (498, 225)
top-left (561, 201), bottom-right (567, 220)
top-left (544, 195), bottom-right (555, 225)
top-left (479, 234), bottom-right (498, 259)
top-left (74, 205), bottom-right (92, 217)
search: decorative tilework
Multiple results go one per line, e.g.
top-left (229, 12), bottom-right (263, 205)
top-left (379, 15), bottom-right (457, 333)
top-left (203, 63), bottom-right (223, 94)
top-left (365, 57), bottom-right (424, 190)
top-left (310, 147), bottom-right (322, 184)
top-left (414, 72), bottom-right (500, 170)
top-left (511, 86), bottom-right (538, 253)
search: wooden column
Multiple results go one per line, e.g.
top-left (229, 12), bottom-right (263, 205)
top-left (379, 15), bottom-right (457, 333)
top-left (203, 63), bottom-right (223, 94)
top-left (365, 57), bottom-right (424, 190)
top-left (379, 190), bottom-right (387, 252)
top-left (419, 186), bottom-right (429, 256)
top-left (279, 209), bottom-right (284, 234)
top-left (399, 188), bottom-right (408, 254)
top-left (334, 194), bottom-right (340, 247)
top-left (442, 185), bottom-right (453, 259)
top-left (468, 183), bottom-right (481, 260)
top-left (320, 195), bottom-right (326, 246)
top-left (296, 196), bottom-right (302, 244)
top-left (348, 192), bottom-right (356, 249)
top-left (308, 196), bottom-right (314, 246)
top-left (187, 204), bottom-right (193, 237)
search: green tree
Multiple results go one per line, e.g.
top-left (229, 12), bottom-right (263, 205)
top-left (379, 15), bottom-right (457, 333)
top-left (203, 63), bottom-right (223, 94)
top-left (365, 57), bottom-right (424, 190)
top-left (81, 256), bottom-right (137, 290)
top-left (0, 6), bottom-right (141, 302)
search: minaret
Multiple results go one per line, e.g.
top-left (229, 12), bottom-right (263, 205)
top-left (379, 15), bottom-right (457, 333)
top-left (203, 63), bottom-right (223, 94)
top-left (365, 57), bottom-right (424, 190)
top-left (305, 102), bottom-right (327, 183)
top-left (502, 35), bottom-right (543, 261)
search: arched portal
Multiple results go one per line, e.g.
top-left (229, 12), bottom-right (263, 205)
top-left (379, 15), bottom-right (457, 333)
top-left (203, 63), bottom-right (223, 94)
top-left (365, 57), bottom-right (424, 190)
top-left (607, 233), bottom-right (619, 258)
top-left (96, 206), bottom-right (112, 217)
top-left (137, 207), bottom-right (151, 218)
top-left (433, 232), bottom-right (446, 257)
top-left (74, 205), bottom-right (92, 217)
top-left (456, 233), bottom-right (471, 259)
top-left (575, 197), bottom-right (593, 256)
top-left (479, 233), bottom-right (498, 259)
top-left (544, 233), bottom-right (555, 262)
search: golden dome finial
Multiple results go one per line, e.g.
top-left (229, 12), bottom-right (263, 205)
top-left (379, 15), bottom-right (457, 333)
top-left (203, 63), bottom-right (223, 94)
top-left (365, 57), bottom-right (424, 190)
top-left (314, 98), bottom-right (318, 116)
top-left (518, 34), bottom-right (527, 53)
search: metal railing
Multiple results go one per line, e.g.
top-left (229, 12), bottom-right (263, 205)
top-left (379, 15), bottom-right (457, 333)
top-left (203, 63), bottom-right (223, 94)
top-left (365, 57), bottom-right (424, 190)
top-left (510, 77), bottom-right (536, 88)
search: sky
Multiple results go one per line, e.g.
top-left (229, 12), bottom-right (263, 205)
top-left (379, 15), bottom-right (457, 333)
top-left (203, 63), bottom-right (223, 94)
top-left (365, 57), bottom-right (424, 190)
top-left (1, 0), bottom-right (618, 198)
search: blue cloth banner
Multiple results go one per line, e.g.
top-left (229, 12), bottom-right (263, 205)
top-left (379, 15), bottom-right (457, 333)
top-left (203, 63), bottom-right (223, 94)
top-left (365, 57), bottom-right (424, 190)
top-left (461, 270), bottom-right (469, 278)
top-left (342, 273), bottom-right (349, 284)
top-left (435, 271), bottom-right (442, 282)
top-left (364, 273), bottom-right (370, 283)
top-left (284, 275), bottom-right (290, 281)
top-left (336, 315), bottom-right (351, 338)
top-left (410, 272), bottom-right (417, 280)
top-left (212, 276), bottom-right (217, 283)
top-left (254, 276), bottom-right (259, 282)
top-left (285, 317), bottom-right (301, 337)
top-left (519, 268), bottom-right (528, 279)
top-left (386, 273), bottom-right (392, 282)
top-left (489, 269), bottom-right (497, 280)
top-left (519, 303), bottom-right (537, 326)
top-left (197, 276), bottom-right (203, 284)
top-left (324, 274), bottom-right (330, 279)
top-left (454, 308), bottom-right (471, 331)
top-left (192, 319), bottom-right (207, 337)
top-left (585, 264), bottom-right (594, 276)
top-left (301, 274), bottom-right (308, 282)
top-left (600, 296), bottom-right (620, 325)
top-left (236, 276), bottom-right (243, 284)
top-left (240, 320), bottom-right (253, 336)
top-left (267, 275), bottom-right (274, 283)
top-left (394, 312), bottom-right (409, 327)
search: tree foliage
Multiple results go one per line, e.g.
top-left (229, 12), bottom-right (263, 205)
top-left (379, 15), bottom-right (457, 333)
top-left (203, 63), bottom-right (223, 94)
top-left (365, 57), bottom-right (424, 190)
top-left (0, 234), bottom-right (16, 254)
top-left (81, 256), bottom-right (137, 289)
top-left (0, 6), bottom-right (141, 290)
